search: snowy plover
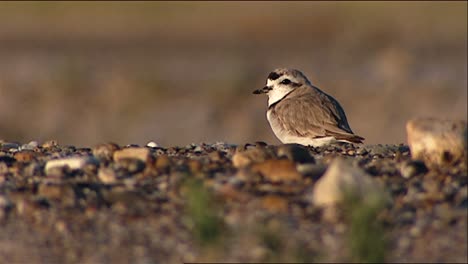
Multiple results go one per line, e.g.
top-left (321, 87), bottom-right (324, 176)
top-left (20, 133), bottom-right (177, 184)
top-left (253, 68), bottom-right (364, 147)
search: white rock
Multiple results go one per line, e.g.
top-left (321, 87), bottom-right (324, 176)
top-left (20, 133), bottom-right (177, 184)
top-left (312, 158), bottom-right (385, 207)
top-left (45, 156), bottom-right (97, 174)
top-left (20, 141), bottom-right (39, 150)
top-left (406, 118), bottom-right (467, 166)
top-left (146, 141), bottom-right (160, 148)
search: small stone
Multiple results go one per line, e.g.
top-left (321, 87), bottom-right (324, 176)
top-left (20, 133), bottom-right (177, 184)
top-left (406, 118), bottom-right (467, 166)
top-left (193, 145), bottom-right (203, 153)
top-left (14, 150), bottom-right (36, 162)
top-left (45, 156), bottom-right (98, 174)
top-left (251, 159), bottom-right (302, 183)
top-left (232, 145), bottom-right (275, 168)
top-left (434, 203), bottom-right (455, 223)
top-left (0, 162), bottom-right (8, 175)
top-left (20, 141), bottom-right (39, 150)
top-left (0, 195), bottom-right (13, 220)
top-left (0, 142), bottom-right (19, 152)
top-left (92, 142), bottom-right (120, 160)
top-left (214, 184), bottom-right (250, 202)
top-left (146, 141), bottom-right (160, 148)
top-left (98, 168), bottom-right (118, 184)
top-left (37, 184), bottom-right (76, 206)
top-left (455, 187), bottom-right (468, 208)
top-left (250, 246), bottom-right (268, 261)
top-left (398, 237), bottom-right (412, 250)
top-left (155, 155), bottom-right (173, 173)
top-left (116, 158), bottom-right (146, 174)
top-left (113, 147), bottom-right (151, 163)
top-left (261, 195), bottom-right (289, 213)
top-left (42, 140), bottom-right (58, 149)
top-left (400, 160), bottom-right (428, 178)
top-left (409, 225), bottom-right (423, 237)
top-left (296, 163), bottom-right (327, 180)
top-left (276, 144), bottom-right (315, 164)
top-left (208, 151), bottom-right (224, 161)
top-left (45, 166), bottom-right (70, 181)
top-left (0, 156), bottom-right (15, 166)
top-left (367, 144), bottom-right (391, 157)
top-left (312, 158), bottom-right (386, 207)
top-left (234, 168), bottom-right (261, 183)
top-left (187, 160), bottom-right (203, 173)
top-left (356, 148), bottom-right (368, 155)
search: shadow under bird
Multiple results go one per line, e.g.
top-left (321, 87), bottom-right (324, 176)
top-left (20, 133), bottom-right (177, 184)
top-left (253, 68), bottom-right (364, 147)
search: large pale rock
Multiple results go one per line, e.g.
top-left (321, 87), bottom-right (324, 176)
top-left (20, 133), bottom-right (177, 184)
top-left (406, 118), bottom-right (467, 166)
top-left (45, 156), bottom-right (97, 174)
top-left (312, 158), bottom-right (383, 207)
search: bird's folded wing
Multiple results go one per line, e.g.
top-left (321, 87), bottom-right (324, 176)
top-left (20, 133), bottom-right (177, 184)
top-left (272, 92), bottom-right (364, 143)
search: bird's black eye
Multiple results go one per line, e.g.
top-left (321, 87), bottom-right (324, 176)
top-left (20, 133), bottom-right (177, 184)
top-left (280, 79), bottom-right (291, 85)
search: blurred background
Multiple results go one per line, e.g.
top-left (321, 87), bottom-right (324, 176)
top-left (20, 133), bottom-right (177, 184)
top-left (0, 1), bottom-right (466, 147)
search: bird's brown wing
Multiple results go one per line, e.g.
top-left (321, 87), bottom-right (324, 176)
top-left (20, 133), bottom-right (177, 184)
top-left (271, 88), bottom-right (364, 143)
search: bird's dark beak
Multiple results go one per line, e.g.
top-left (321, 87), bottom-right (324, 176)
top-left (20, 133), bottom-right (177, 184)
top-left (253, 86), bottom-right (272, 95)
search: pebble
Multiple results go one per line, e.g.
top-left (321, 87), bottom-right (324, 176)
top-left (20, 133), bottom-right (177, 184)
top-left (0, 142), bottom-right (20, 151)
top-left (98, 167), bottom-right (118, 184)
top-left (251, 159), bottom-right (302, 183)
top-left (113, 147), bottom-right (151, 163)
top-left (356, 147), bottom-right (368, 155)
top-left (455, 187), bottom-right (467, 208)
top-left (155, 155), bottom-right (173, 173)
top-left (146, 141), bottom-right (160, 148)
top-left (37, 183), bottom-right (76, 206)
top-left (261, 195), bottom-right (289, 213)
top-left (276, 144), bottom-right (315, 164)
top-left (20, 141), bottom-right (39, 150)
top-left (116, 158), bottom-right (146, 174)
top-left (187, 160), bottom-right (203, 173)
top-left (296, 163), bottom-right (327, 179)
top-left (92, 142), bottom-right (120, 160)
top-left (0, 195), bottom-right (13, 220)
top-left (42, 140), bottom-right (58, 149)
top-left (208, 151), bottom-right (224, 162)
top-left (400, 160), bottom-right (428, 178)
top-left (14, 150), bottom-right (36, 162)
top-left (232, 145), bottom-right (275, 168)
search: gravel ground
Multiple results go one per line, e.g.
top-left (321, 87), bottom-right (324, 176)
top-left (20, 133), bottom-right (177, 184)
top-left (0, 140), bottom-right (466, 263)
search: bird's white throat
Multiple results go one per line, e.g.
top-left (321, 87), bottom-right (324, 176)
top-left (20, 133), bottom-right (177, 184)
top-left (266, 80), bottom-right (295, 107)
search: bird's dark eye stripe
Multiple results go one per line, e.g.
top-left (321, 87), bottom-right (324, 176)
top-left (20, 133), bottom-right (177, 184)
top-left (268, 72), bottom-right (281, 80)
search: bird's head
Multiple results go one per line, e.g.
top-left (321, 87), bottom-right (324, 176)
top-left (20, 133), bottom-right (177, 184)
top-left (253, 68), bottom-right (312, 106)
